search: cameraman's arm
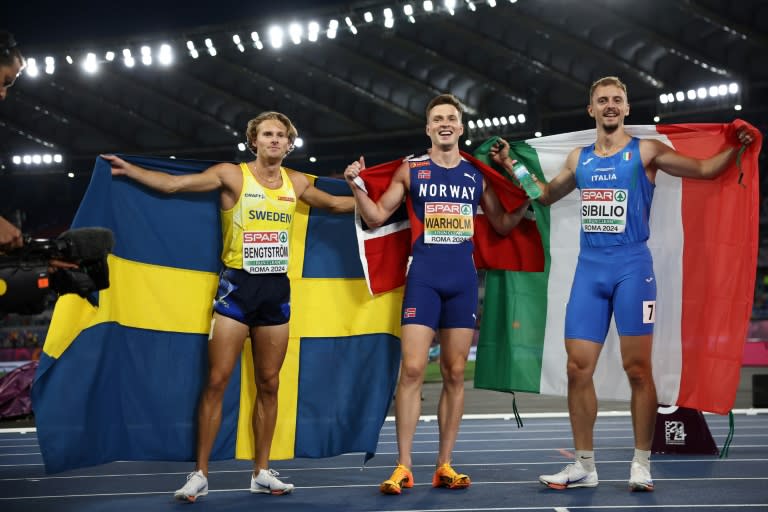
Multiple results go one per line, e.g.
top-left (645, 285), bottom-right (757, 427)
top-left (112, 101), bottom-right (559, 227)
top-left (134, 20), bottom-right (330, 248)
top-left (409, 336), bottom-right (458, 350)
top-left (0, 216), bottom-right (22, 250)
top-left (100, 154), bottom-right (225, 194)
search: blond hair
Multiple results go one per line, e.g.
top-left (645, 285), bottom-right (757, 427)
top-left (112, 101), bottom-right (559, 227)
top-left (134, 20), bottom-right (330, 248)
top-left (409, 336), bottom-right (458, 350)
top-left (246, 111), bottom-right (298, 154)
top-left (589, 76), bottom-right (628, 103)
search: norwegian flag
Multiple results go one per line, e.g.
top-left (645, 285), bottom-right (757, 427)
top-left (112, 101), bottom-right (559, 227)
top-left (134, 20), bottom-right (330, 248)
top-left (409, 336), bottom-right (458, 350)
top-left (353, 152), bottom-right (545, 295)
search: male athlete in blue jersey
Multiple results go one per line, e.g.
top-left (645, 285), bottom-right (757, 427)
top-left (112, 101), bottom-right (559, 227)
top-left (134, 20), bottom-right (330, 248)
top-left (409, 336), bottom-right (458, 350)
top-left (492, 76), bottom-right (756, 493)
top-left (344, 94), bottom-right (529, 495)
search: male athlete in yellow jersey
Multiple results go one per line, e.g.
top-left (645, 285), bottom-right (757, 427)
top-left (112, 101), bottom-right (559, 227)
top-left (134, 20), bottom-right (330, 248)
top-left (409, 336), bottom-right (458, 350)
top-left (102, 111), bottom-right (353, 502)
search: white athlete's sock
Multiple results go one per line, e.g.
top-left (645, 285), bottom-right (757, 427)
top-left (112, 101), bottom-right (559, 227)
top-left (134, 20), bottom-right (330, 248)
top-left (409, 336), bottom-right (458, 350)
top-left (632, 448), bottom-right (651, 469)
top-left (575, 450), bottom-right (595, 472)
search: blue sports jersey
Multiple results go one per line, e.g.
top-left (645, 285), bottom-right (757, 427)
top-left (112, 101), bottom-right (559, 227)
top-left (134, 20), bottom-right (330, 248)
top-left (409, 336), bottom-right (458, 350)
top-left (401, 155), bottom-right (484, 330)
top-left (574, 137), bottom-right (654, 248)
top-left (406, 154), bottom-right (484, 258)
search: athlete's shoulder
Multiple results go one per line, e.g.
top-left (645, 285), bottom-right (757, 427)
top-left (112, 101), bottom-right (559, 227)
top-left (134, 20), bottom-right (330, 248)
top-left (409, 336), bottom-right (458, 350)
top-left (406, 153), bottom-right (430, 166)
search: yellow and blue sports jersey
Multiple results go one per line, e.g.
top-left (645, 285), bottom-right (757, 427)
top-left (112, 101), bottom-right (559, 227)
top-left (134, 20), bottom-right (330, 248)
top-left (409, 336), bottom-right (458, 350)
top-left (574, 137), bottom-right (655, 248)
top-left (221, 163), bottom-right (297, 273)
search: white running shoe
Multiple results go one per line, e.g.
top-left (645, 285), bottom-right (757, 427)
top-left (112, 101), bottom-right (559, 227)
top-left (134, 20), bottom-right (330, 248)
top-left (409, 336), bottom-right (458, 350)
top-left (250, 468), bottom-right (295, 495)
top-left (539, 461), bottom-right (598, 490)
top-left (629, 461), bottom-right (654, 492)
top-left (174, 470), bottom-right (209, 502)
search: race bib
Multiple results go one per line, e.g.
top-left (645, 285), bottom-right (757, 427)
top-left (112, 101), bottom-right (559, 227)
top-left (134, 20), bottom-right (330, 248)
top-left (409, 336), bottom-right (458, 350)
top-left (242, 231), bottom-right (289, 273)
top-left (423, 202), bottom-right (474, 244)
top-left (581, 189), bottom-right (628, 233)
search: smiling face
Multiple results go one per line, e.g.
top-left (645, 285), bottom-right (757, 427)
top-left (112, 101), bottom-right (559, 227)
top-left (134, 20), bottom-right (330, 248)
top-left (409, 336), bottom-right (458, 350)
top-left (426, 103), bottom-right (464, 150)
top-left (588, 84), bottom-right (630, 134)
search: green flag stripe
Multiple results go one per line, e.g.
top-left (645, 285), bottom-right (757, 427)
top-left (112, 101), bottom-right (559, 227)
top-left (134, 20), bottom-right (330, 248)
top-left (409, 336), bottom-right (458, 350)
top-left (473, 137), bottom-right (551, 393)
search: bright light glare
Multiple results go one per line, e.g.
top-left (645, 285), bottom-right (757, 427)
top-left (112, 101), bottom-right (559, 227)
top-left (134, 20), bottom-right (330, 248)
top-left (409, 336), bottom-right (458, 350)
top-left (294, 137), bottom-right (304, 148)
top-left (158, 44), bottom-right (173, 66)
top-left (289, 23), bottom-right (302, 44)
top-left (269, 26), bottom-right (284, 48)
top-left (82, 53), bottom-right (98, 74)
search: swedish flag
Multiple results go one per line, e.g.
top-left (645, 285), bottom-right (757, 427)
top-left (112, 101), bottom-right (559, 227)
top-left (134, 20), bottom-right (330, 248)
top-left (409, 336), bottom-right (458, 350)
top-left (32, 156), bottom-right (403, 473)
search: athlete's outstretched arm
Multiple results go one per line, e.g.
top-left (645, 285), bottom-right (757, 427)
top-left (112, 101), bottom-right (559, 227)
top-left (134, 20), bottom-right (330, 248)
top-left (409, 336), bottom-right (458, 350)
top-left (344, 157), bottom-right (408, 228)
top-left (645, 126), bottom-right (756, 179)
top-left (480, 184), bottom-right (530, 237)
top-left (489, 139), bottom-right (578, 206)
top-left (289, 170), bottom-right (355, 213)
top-left (101, 154), bottom-right (228, 194)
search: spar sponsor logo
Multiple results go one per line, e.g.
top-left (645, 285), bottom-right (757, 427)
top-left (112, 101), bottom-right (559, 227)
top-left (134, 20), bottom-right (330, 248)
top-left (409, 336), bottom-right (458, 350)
top-left (244, 231), bottom-right (288, 244)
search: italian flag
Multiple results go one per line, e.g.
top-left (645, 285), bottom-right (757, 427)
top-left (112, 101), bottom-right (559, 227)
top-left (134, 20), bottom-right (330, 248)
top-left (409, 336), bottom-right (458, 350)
top-left (474, 121), bottom-right (761, 415)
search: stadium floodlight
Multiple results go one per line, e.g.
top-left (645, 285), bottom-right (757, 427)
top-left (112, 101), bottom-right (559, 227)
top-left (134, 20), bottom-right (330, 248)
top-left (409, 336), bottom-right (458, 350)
top-left (158, 44), bottom-right (173, 66)
top-left (12, 156), bottom-right (21, 165)
top-left (67, 172), bottom-right (75, 178)
top-left (345, 16), bottom-right (358, 35)
top-left (308, 21), bottom-right (320, 42)
top-left (309, 156), bottom-right (317, 162)
top-left (488, 0), bottom-right (497, 6)
top-left (534, 131), bottom-right (542, 137)
top-left (423, 1), bottom-right (434, 12)
top-left (517, 113), bottom-right (526, 124)
top-left (686, 89), bottom-right (696, 100)
top-left (659, 93), bottom-right (668, 104)
top-left (42, 154), bottom-right (52, 164)
top-left (294, 137), bottom-right (304, 148)
top-left (492, 117), bottom-right (500, 126)
top-left (66, 55), bottom-right (73, 64)
top-left (237, 143), bottom-right (246, 151)
top-left (140, 46), bottom-right (152, 66)
top-left (675, 91), bottom-right (684, 102)
top-left (728, 82), bottom-right (739, 94)
top-left (32, 155), bottom-right (42, 165)
top-left (465, 139), bottom-right (472, 146)
top-left (708, 85), bottom-right (719, 97)
top-left (384, 8), bottom-right (394, 28)
top-left (54, 154), bottom-right (63, 163)
top-left (232, 34), bottom-right (241, 45)
top-left (444, 0), bottom-right (456, 15)
top-left (25, 58), bottom-right (39, 77)
top-left (466, 1), bottom-right (476, 12)
top-left (717, 84), bottom-right (727, 96)
top-left (404, 4), bottom-right (414, 15)
top-left (364, 12), bottom-right (374, 23)
top-left (44, 56), bottom-right (55, 74)
top-left (269, 26), bottom-right (284, 49)
top-left (500, 116), bottom-right (507, 125)
top-left (289, 23), bottom-right (302, 45)
top-left (468, 120), bottom-right (475, 129)
top-left (82, 53), bottom-right (98, 74)
top-left (22, 155), bottom-right (32, 164)
top-left (105, 52), bottom-right (115, 62)
top-left (734, 104), bottom-right (742, 111)
top-left (696, 87), bottom-right (707, 99)
top-left (508, 115), bottom-right (516, 124)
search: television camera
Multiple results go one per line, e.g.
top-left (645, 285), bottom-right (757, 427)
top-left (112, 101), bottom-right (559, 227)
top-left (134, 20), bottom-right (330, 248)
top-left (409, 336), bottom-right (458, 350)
top-left (0, 228), bottom-right (114, 314)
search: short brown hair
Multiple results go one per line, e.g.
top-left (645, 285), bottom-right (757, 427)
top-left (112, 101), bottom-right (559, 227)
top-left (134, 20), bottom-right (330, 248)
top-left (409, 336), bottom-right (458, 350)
top-left (589, 76), bottom-right (628, 103)
top-left (426, 93), bottom-right (464, 120)
top-left (246, 111), bottom-right (298, 153)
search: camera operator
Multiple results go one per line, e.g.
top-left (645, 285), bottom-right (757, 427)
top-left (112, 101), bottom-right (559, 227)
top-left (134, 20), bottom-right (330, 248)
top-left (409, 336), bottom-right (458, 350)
top-left (1, 30), bottom-right (26, 251)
